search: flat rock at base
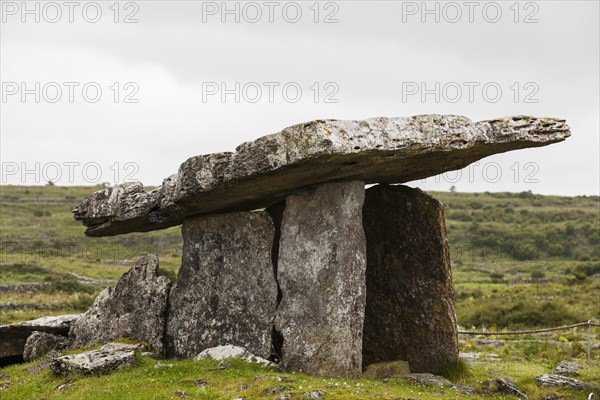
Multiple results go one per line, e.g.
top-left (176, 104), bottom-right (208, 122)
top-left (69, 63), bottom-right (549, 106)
top-left (535, 374), bottom-right (600, 391)
top-left (0, 314), bottom-right (79, 359)
top-left (553, 360), bottom-right (581, 376)
top-left (362, 360), bottom-right (411, 380)
top-left (362, 185), bottom-right (459, 373)
top-left (397, 373), bottom-right (452, 387)
top-left (50, 343), bottom-right (136, 375)
top-left (485, 378), bottom-right (529, 399)
top-left (195, 345), bottom-right (273, 366)
top-left (68, 254), bottom-right (171, 354)
top-left (23, 331), bottom-right (67, 362)
top-left (165, 212), bottom-right (277, 359)
top-left (73, 115), bottom-right (570, 236)
top-left (275, 181), bottom-right (367, 378)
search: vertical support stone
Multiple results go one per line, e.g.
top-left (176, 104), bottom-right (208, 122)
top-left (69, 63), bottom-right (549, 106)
top-left (275, 181), bottom-right (367, 378)
top-left (165, 211), bottom-right (278, 359)
top-left (362, 184), bottom-right (459, 373)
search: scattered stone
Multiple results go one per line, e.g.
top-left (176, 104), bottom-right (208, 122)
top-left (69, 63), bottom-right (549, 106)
top-left (69, 254), bottom-right (171, 354)
top-left (166, 213), bottom-right (277, 359)
top-left (0, 314), bottom-right (79, 360)
top-left (57, 383), bottom-right (72, 391)
top-left (459, 352), bottom-right (480, 360)
top-left (23, 331), bottom-right (67, 362)
top-left (238, 384), bottom-right (249, 391)
top-left (397, 373), bottom-right (452, 387)
top-left (535, 374), bottom-right (600, 391)
top-left (362, 185), bottom-right (459, 372)
top-left (172, 390), bottom-right (187, 396)
top-left (50, 344), bottom-right (136, 375)
top-left (194, 345), bottom-right (273, 366)
top-left (0, 375), bottom-right (11, 380)
top-left (194, 379), bottom-right (209, 387)
top-left (0, 383), bottom-right (10, 390)
top-left (73, 115), bottom-right (570, 236)
top-left (141, 351), bottom-right (160, 359)
top-left (451, 384), bottom-right (475, 395)
top-left (275, 181), bottom-right (367, 378)
top-left (484, 378), bottom-right (529, 399)
top-left (303, 390), bottom-right (325, 399)
top-left (263, 386), bottom-right (291, 394)
top-left (362, 360), bottom-right (411, 380)
top-left (25, 350), bottom-right (62, 374)
top-left (554, 360), bottom-right (582, 376)
top-left (276, 395), bottom-right (291, 400)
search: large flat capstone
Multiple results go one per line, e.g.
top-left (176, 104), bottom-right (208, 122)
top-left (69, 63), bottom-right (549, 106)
top-left (362, 185), bottom-right (458, 373)
top-left (73, 115), bottom-right (569, 236)
top-left (165, 211), bottom-right (278, 359)
top-left (274, 181), bottom-right (367, 378)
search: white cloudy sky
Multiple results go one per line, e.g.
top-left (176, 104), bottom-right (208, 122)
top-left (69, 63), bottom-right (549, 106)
top-left (1, 0), bottom-right (598, 195)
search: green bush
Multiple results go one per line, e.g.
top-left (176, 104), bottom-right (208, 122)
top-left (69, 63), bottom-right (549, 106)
top-left (460, 300), bottom-right (580, 328)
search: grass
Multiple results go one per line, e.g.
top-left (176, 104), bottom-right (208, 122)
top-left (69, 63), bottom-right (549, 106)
top-left (0, 350), bottom-right (598, 400)
top-left (0, 185), bottom-right (599, 398)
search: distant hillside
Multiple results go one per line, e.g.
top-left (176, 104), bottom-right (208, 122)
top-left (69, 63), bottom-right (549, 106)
top-left (0, 185), bottom-right (598, 327)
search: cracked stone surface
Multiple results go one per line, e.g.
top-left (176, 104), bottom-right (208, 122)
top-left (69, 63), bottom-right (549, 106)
top-left (0, 314), bottom-right (79, 359)
top-left (73, 115), bottom-right (570, 236)
top-left (274, 181), bottom-right (366, 378)
top-left (68, 254), bottom-right (171, 354)
top-left (165, 211), bottom-right (277, 359)
top-left (50, 343), bottom-right (137, 375)
top-left (362, 184), bottom-right (458, 373)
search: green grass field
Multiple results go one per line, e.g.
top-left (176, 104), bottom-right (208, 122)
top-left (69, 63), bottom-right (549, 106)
top-left (0, 185), bottom-right (599, 399)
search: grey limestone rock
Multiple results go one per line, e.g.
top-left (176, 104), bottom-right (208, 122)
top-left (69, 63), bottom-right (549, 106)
top-left (165, 211), bottom-right (278, 359)
top-left (68, 254), bottom-right (171, 353)
top-left (362, 184), bottom-right (458, 373)
top-left (73, 115), bottom-right (570, 236)
top-left (274, 181), bottom-right (367, 378)
top-left (23, 331), bottom-right (67, 362)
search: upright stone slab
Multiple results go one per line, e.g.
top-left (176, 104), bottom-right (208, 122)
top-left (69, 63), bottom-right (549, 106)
top-left (275, 181), bottom-right (367, 378)
top-left (362, 185), bottom-right (459, 373)
top-left (165, 211), bottom-right (278, 359)
top-left (69, 254), bottom-right (171, 354)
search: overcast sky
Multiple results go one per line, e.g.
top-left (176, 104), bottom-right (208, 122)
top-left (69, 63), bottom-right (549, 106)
top-left (1, 0), bottom-right (598, 195)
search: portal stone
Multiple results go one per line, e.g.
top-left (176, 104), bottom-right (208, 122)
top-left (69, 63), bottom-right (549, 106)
top-left (165, 211), bottom-right (278, 359)
top-left (362, 184), bottom-right (459, 373)
top-left (274, 181), bottom-right (367, 378)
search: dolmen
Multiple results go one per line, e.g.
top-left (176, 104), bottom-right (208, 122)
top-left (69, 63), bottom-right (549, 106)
top-left (71, 114), bottom-right (570, 378)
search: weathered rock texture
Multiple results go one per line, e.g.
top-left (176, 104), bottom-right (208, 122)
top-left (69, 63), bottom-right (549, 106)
top-left (50, 343), bottom-right (137, 375)
top-left (0, 314), bottom-right (79, 360)
top-left (165, 211), bottom-right (277, 359)
top-left (69, 254), bottom-right (171, 353)
top-left (274, 181), bottom-right (367, 378)
top-left (535, 374), bottom-right (600, 391)
top-left (73, 115), bottom-right (570, 236)
top-left (362, 185), bottom-right (458, 373)
top-left (23, 331), bottom-right (67, 362)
